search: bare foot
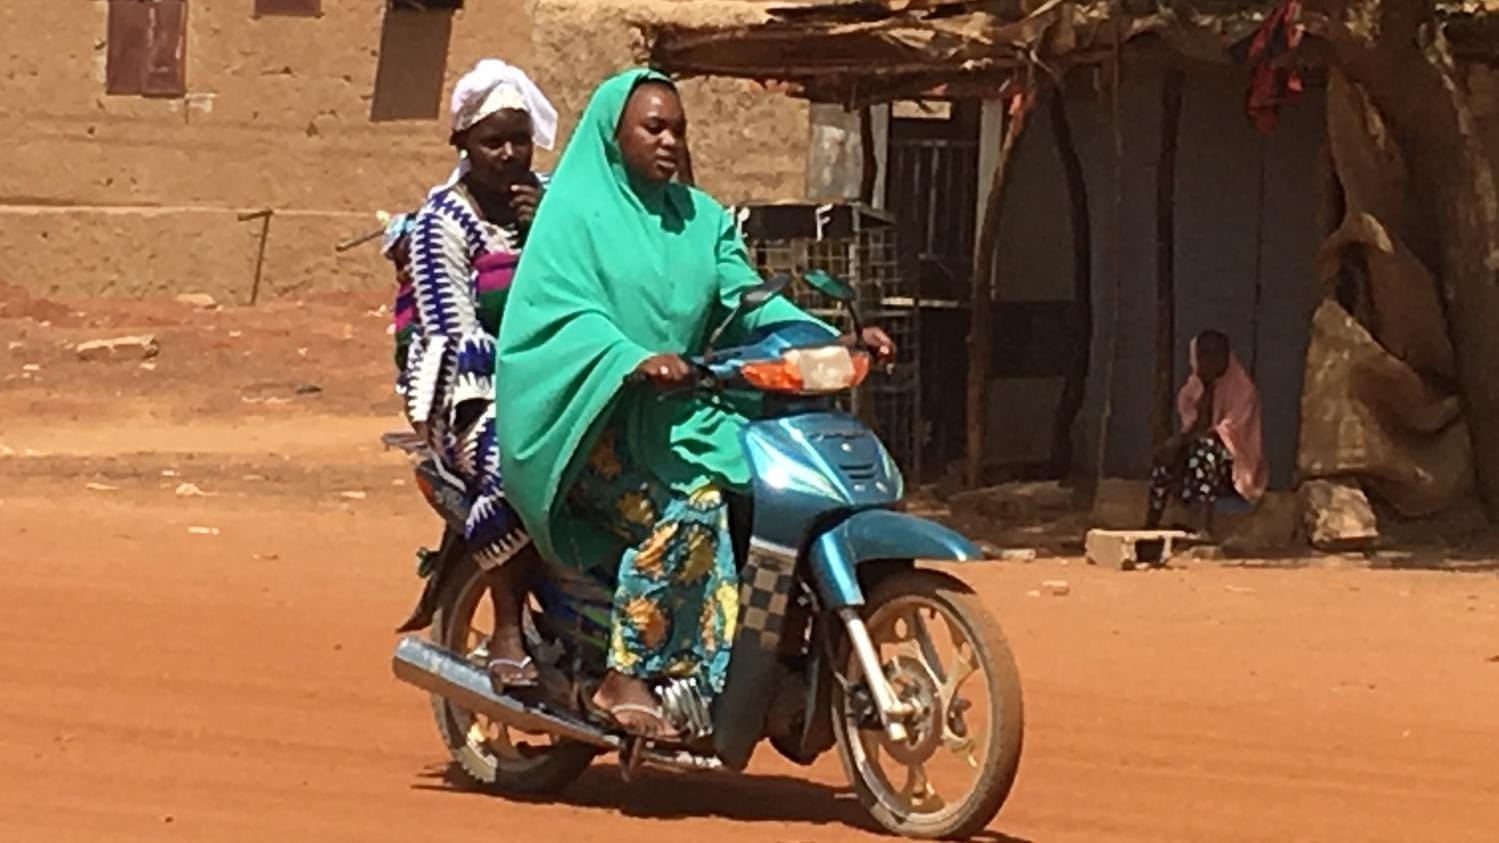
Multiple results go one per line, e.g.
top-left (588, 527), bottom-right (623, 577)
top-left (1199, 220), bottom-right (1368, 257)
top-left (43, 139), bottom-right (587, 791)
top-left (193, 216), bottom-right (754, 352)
top-left (591, 670), bottom-right (680, 740)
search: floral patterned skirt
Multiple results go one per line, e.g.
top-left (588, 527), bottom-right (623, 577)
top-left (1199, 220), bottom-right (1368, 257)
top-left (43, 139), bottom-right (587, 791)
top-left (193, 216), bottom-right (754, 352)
top-left (564, 427), bottom-right (738, 694)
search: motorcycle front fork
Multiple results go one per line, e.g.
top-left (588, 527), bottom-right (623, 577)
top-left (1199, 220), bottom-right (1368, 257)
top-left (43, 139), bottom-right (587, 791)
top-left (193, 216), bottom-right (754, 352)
top-left (837, 608), bottom-right (915, 743)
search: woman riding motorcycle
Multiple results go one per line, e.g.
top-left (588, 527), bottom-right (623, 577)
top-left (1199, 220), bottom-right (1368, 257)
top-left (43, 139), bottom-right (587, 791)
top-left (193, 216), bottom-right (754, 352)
top-left (496, 69), bottom-right (892, 739)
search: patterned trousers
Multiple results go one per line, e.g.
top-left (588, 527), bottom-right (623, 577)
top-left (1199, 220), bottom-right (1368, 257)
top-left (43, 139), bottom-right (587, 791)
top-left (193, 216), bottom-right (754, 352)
top-left (1148, 434), bottom-right (1234, 523)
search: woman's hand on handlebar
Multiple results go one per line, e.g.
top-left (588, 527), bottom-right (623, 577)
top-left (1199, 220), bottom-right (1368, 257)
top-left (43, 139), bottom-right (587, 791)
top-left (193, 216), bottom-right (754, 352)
top-left (631, 353), bottom-right (693, 388)
top-left (843, 326), bottom-right (896, 360)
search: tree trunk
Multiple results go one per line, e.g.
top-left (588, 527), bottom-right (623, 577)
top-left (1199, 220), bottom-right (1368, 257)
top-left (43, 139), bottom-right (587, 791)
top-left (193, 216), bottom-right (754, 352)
top-left (1048, 91), bottom-right (1093, 477)
top-left (1306, 0), bottom-right (1499, 519)
top-left (1152, 69), bottom-right (1184, 447)
top-left (965, 90), bottom-right (1036, 488)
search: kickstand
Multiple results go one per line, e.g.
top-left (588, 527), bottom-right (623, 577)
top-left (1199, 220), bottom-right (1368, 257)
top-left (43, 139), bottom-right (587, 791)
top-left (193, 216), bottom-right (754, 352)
top-left (619, 736), bottom-right (646, 782)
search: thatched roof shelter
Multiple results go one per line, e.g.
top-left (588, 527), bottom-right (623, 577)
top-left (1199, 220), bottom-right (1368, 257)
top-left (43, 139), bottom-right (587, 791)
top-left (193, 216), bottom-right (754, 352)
top-left (640, 0), bottom-right (1499, 106)
top-left (623, 0), bottom-right (1499, 506)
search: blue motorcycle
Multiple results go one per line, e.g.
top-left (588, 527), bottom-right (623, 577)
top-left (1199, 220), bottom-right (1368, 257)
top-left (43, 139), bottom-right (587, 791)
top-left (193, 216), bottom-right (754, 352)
top-left (390, 272), bottom-right (1023, 839)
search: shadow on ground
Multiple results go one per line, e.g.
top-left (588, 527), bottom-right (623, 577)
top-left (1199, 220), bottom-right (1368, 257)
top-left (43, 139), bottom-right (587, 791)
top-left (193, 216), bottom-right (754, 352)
top-left (414, 762), bottom-right (1032, 841)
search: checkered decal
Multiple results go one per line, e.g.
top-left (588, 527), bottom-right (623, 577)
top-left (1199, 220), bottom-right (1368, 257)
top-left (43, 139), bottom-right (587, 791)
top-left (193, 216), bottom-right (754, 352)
top-left (737, 552), bottom-right (796, 647)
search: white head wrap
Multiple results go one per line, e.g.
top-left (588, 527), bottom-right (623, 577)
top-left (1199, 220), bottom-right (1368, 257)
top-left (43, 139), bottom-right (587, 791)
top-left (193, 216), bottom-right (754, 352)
top-left (440, 59), bottom-right (559, 191)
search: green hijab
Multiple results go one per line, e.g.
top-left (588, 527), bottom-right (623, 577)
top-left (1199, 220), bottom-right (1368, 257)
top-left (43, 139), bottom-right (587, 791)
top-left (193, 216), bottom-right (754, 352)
top-left (495, 68), bottom-right (821, 568)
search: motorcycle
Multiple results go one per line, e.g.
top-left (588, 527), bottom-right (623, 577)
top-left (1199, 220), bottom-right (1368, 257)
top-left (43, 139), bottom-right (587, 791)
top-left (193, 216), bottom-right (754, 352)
top-left (387, 271), bottom-right (1024, 839)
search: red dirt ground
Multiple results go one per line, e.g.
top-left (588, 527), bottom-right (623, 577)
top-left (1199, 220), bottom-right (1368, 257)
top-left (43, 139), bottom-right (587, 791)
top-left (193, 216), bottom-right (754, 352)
top-left (3, 291), bottom-right (1499, 842)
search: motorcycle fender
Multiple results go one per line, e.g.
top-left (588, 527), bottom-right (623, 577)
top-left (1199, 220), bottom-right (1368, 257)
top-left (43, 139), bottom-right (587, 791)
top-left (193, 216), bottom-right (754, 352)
top-left (807, 510), bottom-right (983, 609)
top-left (394, 530), bottom-right (467, 634)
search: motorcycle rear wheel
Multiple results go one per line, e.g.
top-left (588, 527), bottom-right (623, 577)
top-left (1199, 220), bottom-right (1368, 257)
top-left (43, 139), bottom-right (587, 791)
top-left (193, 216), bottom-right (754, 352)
top-left (429, 549), bottom-right (598, 795)
top-left (831, 567), bottom-right (1024, 839)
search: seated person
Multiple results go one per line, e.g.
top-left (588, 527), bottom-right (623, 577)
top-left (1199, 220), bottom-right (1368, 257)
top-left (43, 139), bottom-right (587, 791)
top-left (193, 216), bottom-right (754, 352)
top-left (1145, 330), bottom-right (1268, 537)
top-left (391, 58), bottom-right (558, 690)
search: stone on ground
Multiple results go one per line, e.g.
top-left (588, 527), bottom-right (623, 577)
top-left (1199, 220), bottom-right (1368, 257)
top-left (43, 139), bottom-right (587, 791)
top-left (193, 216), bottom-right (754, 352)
top-left (1303, 479), bottom-right (1380, 551)
top-left (75, 335), bottom-right (160, 361)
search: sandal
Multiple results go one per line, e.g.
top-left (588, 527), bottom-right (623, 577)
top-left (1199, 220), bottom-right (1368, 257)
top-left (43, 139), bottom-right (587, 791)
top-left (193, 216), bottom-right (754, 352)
top-left (486, 656), bottom-right (539, 691)
top-left (599, 702), bottom-right (682, 742)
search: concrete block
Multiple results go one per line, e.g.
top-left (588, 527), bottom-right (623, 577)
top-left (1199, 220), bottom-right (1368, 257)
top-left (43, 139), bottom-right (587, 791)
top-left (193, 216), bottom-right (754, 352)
top-left (1085, 529), bottom-right (1190, 571)
top-left (1090, 479), bottom-right (1302, 550)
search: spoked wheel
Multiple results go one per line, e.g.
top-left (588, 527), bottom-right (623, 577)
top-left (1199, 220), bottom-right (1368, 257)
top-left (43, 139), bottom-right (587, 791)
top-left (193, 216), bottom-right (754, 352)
top-left (429, 549), bottom-right (597, 795)
top-left (832, 568), bottom-right (1024, 839)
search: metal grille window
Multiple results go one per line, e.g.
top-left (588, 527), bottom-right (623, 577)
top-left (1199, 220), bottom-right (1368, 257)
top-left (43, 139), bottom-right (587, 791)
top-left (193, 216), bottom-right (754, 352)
top-left (106, 0), bottom-right (188, 98)
top-left (883, 101), bottom-right (981, 303)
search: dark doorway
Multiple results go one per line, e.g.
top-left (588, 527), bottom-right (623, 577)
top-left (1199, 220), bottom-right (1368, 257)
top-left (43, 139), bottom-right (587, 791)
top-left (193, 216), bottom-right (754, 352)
top-left (883, 101), bottom-right (981, 480)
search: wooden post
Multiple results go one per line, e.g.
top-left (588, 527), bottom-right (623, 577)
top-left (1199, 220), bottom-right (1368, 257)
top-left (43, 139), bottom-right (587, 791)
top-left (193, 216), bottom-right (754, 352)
top-left (858, 107), bottom-right (879, 205)
top-left (1151, 69), bottom-right (1185, 447)
top-left (1048, 89), bottom-right (1094, 478)
top-left (238, 209), bottom-right (274, 306)
top-left (1248, 133), bottom-right (1267, 378)
top-left (1093, 2), bottom-right (1127, 493)
top-left (965, 85), bottom-right (1035, 488)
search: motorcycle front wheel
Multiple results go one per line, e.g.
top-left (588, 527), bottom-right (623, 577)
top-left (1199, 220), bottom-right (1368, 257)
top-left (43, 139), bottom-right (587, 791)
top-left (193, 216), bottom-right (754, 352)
top-left (428, 549), bottom-right (598, 795)
top-left (831, 567), bottom-right (1024, 839)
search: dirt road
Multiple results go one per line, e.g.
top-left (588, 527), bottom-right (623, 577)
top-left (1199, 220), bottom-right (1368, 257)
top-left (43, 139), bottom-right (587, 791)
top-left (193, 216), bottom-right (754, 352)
top-left (4, 293), bottom-right (1499, 842)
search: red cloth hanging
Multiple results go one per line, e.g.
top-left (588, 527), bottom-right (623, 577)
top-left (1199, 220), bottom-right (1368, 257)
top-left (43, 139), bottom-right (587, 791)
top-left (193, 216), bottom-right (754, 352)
top-left (1245, 0), bottom-right (1306, 135)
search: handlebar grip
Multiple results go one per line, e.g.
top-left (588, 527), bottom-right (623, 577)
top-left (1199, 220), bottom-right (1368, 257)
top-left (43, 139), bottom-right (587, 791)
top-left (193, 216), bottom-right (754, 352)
top-left (623, 370), bottom-right (650, 387)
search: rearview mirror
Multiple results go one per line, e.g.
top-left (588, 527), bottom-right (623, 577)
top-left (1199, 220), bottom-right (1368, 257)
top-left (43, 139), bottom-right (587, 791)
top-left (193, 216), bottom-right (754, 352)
top-left (802, 270), bottom-right (854, 303)
top-left (741, 274), bottom-right (791, 312)
top-left (706, 274), bottom-right (792, 352)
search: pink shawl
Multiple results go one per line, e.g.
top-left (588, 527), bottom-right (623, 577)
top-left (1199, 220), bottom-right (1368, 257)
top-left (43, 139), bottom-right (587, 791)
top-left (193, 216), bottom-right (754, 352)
top-left (1177, 338), bottom-right (1269, 502)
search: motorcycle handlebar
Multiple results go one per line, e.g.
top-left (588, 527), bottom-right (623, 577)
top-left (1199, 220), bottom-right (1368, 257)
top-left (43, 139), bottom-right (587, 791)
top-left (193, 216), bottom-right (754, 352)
top-left (622, 360), bottom-right (722, 393)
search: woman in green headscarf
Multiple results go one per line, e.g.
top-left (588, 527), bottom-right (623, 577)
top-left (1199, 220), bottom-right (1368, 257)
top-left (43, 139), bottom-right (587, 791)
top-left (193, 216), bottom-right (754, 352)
top-left (496, 70), bottom-right (890, 738)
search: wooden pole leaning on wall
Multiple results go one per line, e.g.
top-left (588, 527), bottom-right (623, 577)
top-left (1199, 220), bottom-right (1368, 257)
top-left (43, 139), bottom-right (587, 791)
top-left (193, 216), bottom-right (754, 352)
top-left (237, 209), bottom-right (274, 306)
top-left (965, 81), bottom-right (1038, 489)
top-left (336, 227), bottom-right (385, 253)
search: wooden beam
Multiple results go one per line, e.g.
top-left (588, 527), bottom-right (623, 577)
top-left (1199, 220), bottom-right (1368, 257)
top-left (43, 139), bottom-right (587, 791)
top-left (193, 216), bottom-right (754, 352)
top-left (965, 85), bottom-right (1036, 488)
top-left (859, 107), bottom-right (878, 204)
top-left (1048, 88), bottom-right (1094, 478)
top-left (1151, 69), bottom-right (1184, 447)
top-left (1092, 0), bottom-right (1126, 494)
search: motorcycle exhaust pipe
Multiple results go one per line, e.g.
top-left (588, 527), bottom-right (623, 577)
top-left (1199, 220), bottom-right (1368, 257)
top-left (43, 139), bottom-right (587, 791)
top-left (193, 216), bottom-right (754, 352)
top-left (391, 636), bottom-right (620, 751)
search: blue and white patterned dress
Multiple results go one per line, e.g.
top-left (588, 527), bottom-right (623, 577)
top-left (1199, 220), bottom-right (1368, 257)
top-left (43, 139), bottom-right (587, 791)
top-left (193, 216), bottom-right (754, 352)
top-left (399, 175), bottom-right (547, 568)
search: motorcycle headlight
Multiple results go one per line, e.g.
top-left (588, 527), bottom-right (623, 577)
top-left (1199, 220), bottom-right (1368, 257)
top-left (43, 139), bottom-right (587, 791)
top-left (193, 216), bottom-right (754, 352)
top-left (740, 346), bottom-right (871, 394)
